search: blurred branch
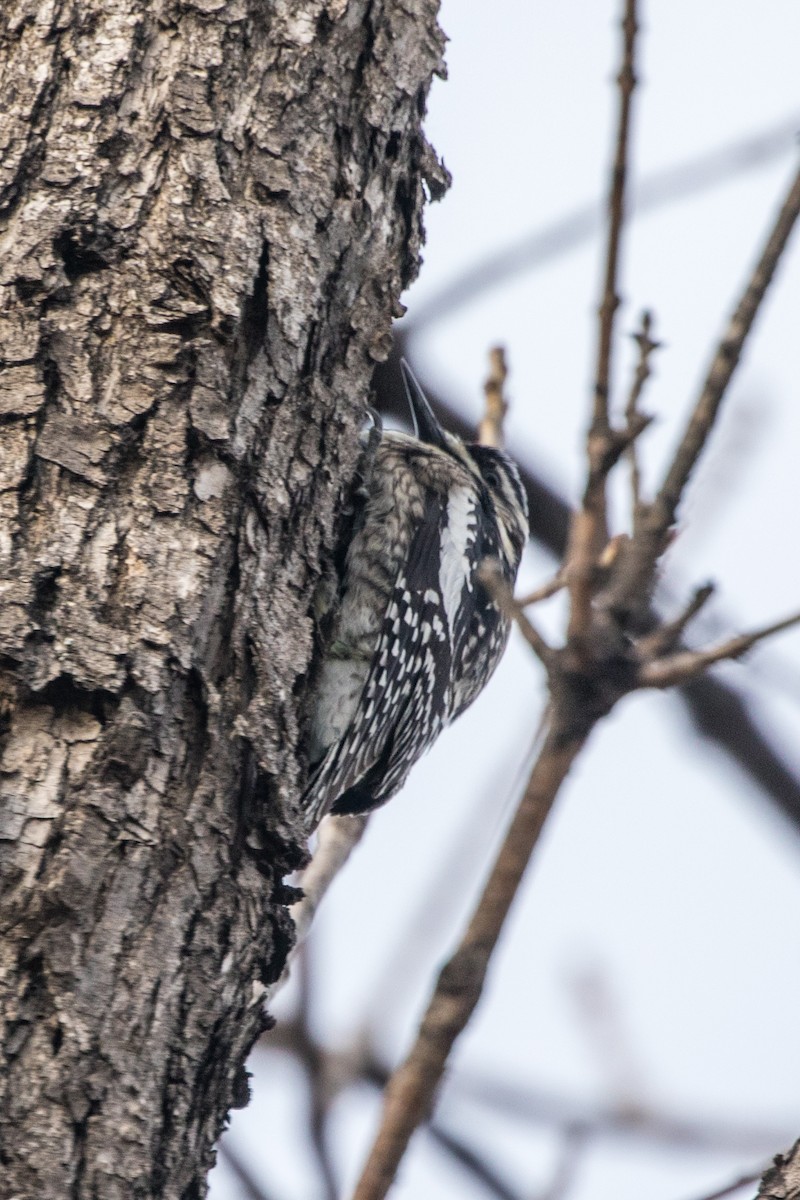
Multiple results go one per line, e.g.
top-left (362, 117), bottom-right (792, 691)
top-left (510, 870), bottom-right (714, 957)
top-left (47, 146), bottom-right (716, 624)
top-left (257, 1028), bottom-right (794, 1159)
top-left (217, 1142), bottom-right (278, 1200)
top-left (677, 1163), bottom-right (774, 1200)
top-left (402, 114), bottom-right (800, 334)
top-left (360, 752), bottom-right (526, 1035)
top-left (518, 572), bottom-right (566, 605)
top-left (254, 1032), bottom-right (533, 1200)
top-left (453, 1071), bottom-right (792, 1156)
top-left (680, 674), bottom-right (800, 828)
top-left (539, 1127), bottom-right (589, 1200)
top-left (637, 583), bottom-right (715, 660)
top-left (294, 947), bottom-right (338, 1200)
top-left (428, 1122), bottom-right (527, 1200)
top-left (567, 963), bottom-right (648, 1110)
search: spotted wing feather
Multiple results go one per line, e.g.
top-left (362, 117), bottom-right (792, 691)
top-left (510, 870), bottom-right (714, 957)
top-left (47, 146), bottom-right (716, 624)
top-left (302, 491), bottom-right (455, 824)
top-left (302, 480), bottom-right (513, 824)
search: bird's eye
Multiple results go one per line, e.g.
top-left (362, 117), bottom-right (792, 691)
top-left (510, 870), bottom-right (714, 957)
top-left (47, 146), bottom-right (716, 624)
top-left (484, 467), bottom-right (501, 490)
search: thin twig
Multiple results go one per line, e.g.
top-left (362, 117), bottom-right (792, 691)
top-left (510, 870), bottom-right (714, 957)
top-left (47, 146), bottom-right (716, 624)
top-left (452, 1070), bottom-right (791, 1154)
top-left (677, 1164), bottom-right (772, 1200)
top-left (296, 947), bottom-right (338, 1200)
top-left (289, 814), bottom-right (369, 947)
top-left (518, 572), bottom-right (567, 606)
top-left (218, 1141), bottom-right (278, 1200)
top-left (658, 160), bottom-right (800, 524)
top-left (479, 562), bottom-right (556, 670)
top-left (639, 610), bottom-right (800, 689)
top-left (625, 310), bottom-right (660, 512)
top-left (568, 963), bottom-right (648, 1109)
top-left (593, 0), bottom-right (639, 435)
top-left (636, 583), bottom-right (715, 659)
top-left (428, 1122), bottom-right (526, 1200)
top-left (479, 346), bottom-right (509, 448)
top-left (538, 1126), bottom-right (589, 1200)
top-left (613, 158), bottom-right (800, 609)
top-left (352, 720), bottom-right (584, 1200)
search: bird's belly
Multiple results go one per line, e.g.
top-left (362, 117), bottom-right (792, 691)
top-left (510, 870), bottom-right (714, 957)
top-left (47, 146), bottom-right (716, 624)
top-left (308, 655), bottom-right (371, 763)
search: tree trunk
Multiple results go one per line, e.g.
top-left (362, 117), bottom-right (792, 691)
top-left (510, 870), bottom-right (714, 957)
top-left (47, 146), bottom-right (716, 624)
top-left (0, 2), bottom-right (445, 1196)
top-left (758, 1141), bottom-right (800, 1200)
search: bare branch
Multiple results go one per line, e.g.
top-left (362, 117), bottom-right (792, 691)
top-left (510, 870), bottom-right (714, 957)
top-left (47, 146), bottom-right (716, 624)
top-left (639, 610), bottom-right (800, 689)
top-left (352, 720), bottom-right (584, 1200)
top-left (593, 0), bottom-right (640, 436)
top-left (289, 814), bottom-right (369, 948)
top-left (636, 583), bottom-right (715, 659)
top-left (479, 346), bottom-right (509, 448)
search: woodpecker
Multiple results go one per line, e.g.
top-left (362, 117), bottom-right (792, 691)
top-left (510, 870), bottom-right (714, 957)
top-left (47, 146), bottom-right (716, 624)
top-left (302, 364), bottom-right (529, 829)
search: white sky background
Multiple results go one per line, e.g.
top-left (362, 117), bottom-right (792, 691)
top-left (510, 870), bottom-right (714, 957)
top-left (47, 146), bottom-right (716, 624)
top-left (211, 2), bottom-right (800, 1197)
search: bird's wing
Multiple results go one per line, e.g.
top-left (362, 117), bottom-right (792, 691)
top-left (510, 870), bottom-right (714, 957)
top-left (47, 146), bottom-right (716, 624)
top-left (302, 486), bottom-right (489, 825)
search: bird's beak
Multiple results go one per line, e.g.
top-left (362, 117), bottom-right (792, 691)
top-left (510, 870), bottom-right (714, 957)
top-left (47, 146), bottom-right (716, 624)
top-left (400, 359), bottom-right (448, 451)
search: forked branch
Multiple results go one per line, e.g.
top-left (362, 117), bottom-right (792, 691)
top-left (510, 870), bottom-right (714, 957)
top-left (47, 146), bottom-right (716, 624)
top-left (350, 8), bottom-right (800, 1199)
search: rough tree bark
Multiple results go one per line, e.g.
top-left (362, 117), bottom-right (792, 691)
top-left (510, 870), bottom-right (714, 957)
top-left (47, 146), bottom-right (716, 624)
top-left (0, 2), bottom-right (446, 1196)
top-left (758, 1140), bottom-right (800, 1200)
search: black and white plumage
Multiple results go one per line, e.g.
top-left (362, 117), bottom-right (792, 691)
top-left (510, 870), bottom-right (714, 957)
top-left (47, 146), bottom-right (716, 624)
top-left (302, 365), bottom-right (529, 828)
